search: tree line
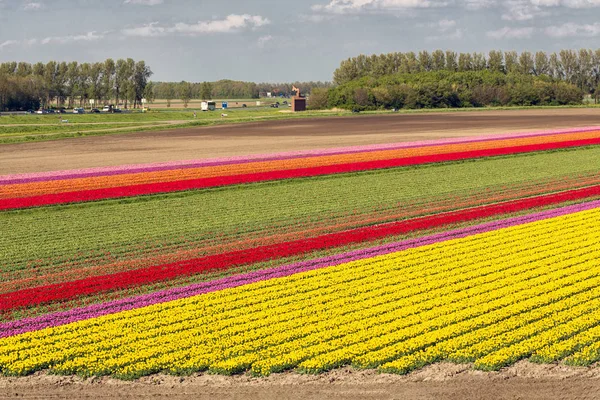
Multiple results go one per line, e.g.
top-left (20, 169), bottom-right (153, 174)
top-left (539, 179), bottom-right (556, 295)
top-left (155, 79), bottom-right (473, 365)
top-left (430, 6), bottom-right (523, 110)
top-left (333, 49), bottom-right (600, 95)
top-left (306, 49), bottom-right (600, 111)
top-left (309, 70), bottom-right (584, 111)
top-left (0, 59), bottom-right (152, 111)
top-left (151, 80), bottom-right (332, 107)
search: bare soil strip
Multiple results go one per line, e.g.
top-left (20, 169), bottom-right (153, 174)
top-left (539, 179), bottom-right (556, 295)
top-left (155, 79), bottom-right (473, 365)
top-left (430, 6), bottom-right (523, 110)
top-left (2, 108), bottom-right (600, 174)
top-left (2, 362), bottom-right (600, 399)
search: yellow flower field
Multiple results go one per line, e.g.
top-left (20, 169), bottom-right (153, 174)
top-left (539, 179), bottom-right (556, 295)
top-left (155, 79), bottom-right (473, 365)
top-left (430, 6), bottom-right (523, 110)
top-left (2, 208), bottom-right (600, 378)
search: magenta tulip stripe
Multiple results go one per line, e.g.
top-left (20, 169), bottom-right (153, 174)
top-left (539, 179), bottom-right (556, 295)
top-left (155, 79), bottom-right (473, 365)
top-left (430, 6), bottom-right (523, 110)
top-left (2, 199), bottom-right (598, 339)
top-left (1, 126), bottom-right (598, 185)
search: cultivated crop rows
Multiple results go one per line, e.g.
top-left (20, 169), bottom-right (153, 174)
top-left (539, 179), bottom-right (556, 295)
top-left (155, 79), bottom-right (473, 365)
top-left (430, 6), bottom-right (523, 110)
top-left (2, 208), bottom-right (600, 377)
top-left (2, 127), bottom-right (600, 378)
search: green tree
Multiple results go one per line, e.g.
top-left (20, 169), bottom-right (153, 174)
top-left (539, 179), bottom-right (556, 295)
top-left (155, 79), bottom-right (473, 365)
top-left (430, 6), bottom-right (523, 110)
top-left (164, 83), bottom-right (175, 107)
top-left (143, 81), bottom-right (155, 104)
top-left (103, 58), bottom-right (116, 104)
top-left (200, 81), bottom-right (213, 100)
top-left (307, 88), bottom-right (329, 109)
top-left (178, 81), bottom-right (192, 108)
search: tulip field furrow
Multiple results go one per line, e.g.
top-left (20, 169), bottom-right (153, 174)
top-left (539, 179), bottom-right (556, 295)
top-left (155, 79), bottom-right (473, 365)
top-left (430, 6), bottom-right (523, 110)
top-left (5, 181), bottom-right (600, 314)
top-left (4, 213), bottom-right (568, 352)
top-left (531, 323), bottom-right (600, 363)
top-left (291, 254), bottom-right (599, 375)
top-left (1, 207), bottom-right (585, 350)
top-left (3, 200), bottom-right (593, 337)
top-left (41, 220), bottom-right (588, 376)
top-left (4, 129), bottom-right (600, 200)
top-left (378, 286), bottom-right (600, 374)
top-left (3, 146), bottom-right (600, 275)
top-left (3, 128), bottom-right (600, 379)
top-left (2, 206), bottom-right (600, 377)
top-left (4, 134), bottom-right (600, 210)
top-left (4, 169), bottom-right (600, 294)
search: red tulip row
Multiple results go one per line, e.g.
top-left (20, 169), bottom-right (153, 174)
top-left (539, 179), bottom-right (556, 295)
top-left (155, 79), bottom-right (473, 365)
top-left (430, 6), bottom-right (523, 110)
top-left (2, 136), bottom-right (600, 211)
top-left (2, 183), bottom-right (600, 313)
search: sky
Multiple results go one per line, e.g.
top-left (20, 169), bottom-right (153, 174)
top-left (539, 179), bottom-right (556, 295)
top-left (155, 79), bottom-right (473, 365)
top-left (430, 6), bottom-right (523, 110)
top-left (1, 0), bottom-right (600, 82)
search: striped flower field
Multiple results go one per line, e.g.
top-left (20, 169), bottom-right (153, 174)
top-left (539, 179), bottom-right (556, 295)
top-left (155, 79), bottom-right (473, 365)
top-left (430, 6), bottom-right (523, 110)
top-left (2, 126), bottom-right (600, 379)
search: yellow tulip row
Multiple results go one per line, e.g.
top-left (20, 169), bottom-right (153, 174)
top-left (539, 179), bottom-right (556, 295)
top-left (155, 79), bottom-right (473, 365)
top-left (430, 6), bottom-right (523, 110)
top-left (1, 208), bottom-right (600, 378)
top-left (297, 251), bottom-right (600, 374)
top-left (1, 214), bottom-right (566, 363)
top-left (562, 332), bottom-right (600, 366)
top-left (379, 273), bottom-right (600, 373)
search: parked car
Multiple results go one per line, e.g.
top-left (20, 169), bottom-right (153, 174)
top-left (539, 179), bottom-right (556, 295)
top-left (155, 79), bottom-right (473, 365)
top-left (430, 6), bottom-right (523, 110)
top-left (90, 108), bottom-right (100, 113)
top-left (25, 109), bottom-right (35, 114)
top-left (46, 109), bottom-right (55, 114)
top-left (36, 109), bottom-right (48, 114)
top-left (73, 108), bottom-right (85, 114)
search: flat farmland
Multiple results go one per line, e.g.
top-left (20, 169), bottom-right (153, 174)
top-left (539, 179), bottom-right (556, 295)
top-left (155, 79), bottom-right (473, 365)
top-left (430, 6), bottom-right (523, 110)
top-left (3, 109), bottom-right (600, 399)
top-left (2, 108), bottom-right (600, 174)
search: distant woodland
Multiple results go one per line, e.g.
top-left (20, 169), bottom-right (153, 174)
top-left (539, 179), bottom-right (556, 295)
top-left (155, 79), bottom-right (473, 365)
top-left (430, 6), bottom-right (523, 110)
top-left (0, 59), bottom-right (152, 111)
top-left (151, 81), bottom-right (331, 107)
top-left (4, 49), bottom-right (600, 112)
top-left (308, 49), bottom-right (600, 110)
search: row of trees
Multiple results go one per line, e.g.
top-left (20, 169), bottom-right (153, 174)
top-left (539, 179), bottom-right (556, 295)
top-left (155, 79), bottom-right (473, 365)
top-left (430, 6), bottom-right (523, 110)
top-left (0, 59), bottom-right (152, 111)
top-left (151, 80), bottom-right (332, 107)
top-left (333, 49), bottom-right (600, 97)
top-left (309, 70), bottom-right (584, 111)
top-left (152, 80), bottom-right (255, 104)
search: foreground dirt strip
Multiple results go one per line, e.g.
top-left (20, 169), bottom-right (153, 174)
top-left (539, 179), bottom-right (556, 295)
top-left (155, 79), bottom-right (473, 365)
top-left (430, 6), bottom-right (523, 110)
top-left (3, 126), bottom-right (598, 185)
top-left (2, 364), bottom-right (600, 400)
top-left (5, 129), bottom-right (600, 199)
top-left (2, 184), bottom-right (600, 313)
top-left (3, 136), bottom-right (600, 211)
top-left (2, 201), bottom-right (597, 338)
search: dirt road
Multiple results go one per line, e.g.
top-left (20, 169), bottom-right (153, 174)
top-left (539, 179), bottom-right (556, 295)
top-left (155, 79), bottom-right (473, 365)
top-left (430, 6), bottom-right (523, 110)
top-left (2, 108), bottom-right (600, 174)
top-left (2, 363), bottom-right (600, 399)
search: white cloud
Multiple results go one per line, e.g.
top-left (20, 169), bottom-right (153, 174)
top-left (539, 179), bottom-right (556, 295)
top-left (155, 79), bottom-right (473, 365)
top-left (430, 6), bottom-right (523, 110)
top-left (122, 14), bottom-right (270, 37)
top-left (40, 31), bottom-right (104, 45)
top-left (123, 0), bottom-right (163, 5)
top-left (23, 2), bottom-right (43, 10)
top-left (312, 0), bottom-right (448, 13)
top-left (501, 0), bottom-right (548, 20)
top-left (486, 26), bottom-right (535, 38)
top-left (122, 22), bottom-right (166, 37)
top-left (545, 22), bottom-right (600, 37)
top-left (0, 40), bottom-right (18, 50)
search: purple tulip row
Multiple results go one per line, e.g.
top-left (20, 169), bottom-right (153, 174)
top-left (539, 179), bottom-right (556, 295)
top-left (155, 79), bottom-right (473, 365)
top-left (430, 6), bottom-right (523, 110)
top-left (2, 126), bottom-right (597, 185)
top-left (1, 199), bottom-right (598, 339)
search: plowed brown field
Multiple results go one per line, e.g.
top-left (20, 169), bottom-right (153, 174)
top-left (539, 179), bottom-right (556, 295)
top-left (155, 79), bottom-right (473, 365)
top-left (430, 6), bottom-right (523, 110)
top-left (2, 108), bottom-right (600, 174)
